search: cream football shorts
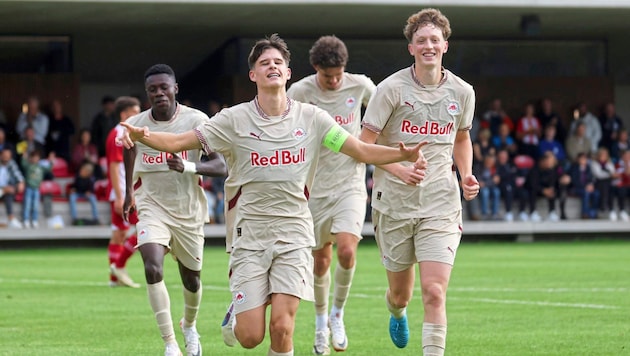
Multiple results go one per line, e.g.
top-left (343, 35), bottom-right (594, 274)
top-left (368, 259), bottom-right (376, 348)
top-left (228, 243), bottom-right (314, 314)
top-left (372, 209), bottom-right (463, 272)
top-left (309, 190), bottom-right (366, 251)
top-left (135, 215), bottom-right (205, 271)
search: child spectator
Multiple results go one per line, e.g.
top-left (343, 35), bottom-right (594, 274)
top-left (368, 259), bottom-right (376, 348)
top-left (610, 128), bottom-right (629, 164)
top-left (539, 124), bottom-right (567, 168)
top-left (613, 150), bottom-right (630, 221)
top-left (491, 122), bottom-right (518, 157)
top-left (71, 128), bottom-right (101, 178)
top-left (68, 160), bottom-right (100, 225)
top-left (515, 103), bottom-right (542, 159)
top-left (0, 148), bottom-right (25, 228)
top-left (496, 149), bottom-right (517, 221)
top-left (569, 152), bottom-right (599, 219)
top-left (590, 147), bottom-right (618, 220)
top-left (20, 149), bottom-right (50, 228)
top-left (476, 153), bottom-right (501, 220)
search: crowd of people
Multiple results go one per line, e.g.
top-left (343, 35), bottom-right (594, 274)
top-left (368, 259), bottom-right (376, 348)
top-left (469, 97), bottom-right (629, 222)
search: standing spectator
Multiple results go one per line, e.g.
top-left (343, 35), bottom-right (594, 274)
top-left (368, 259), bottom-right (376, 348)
top-left (491, 122), bottom-right (518, 157)
top-left (570, 102), bottom-right (602, 153)
top-left (613, 150), bottom-right (630, 221)
top-left (599, 102), bottom-right (624, 152)
top-left (515, 103), bottom-right (542, 159)
top-left (473, 128), bottom-right (495, 165)
top-left (45, 99), bottom-right (76, 164)
top-left (476, 153), bottom-right (501, 220)
top-left (71, 129), bottom-right (101, 177)
top-left (68, 160), bottom-right (100, 225)
top-left (569, 152), bottom-right (599, 219)
top-left (539, 124), bottom-right (567, 168)
top-left (537, 98), bottom-right (567, 144)
top-left (481, 98), bottom-right (514, 137)
top-left (496, 149), bottom-right (517, 221)
top-left (590, 147), bottom-right (619, 220)
top-left (20, 149), bottom-right (50, 228)
top-left (610, 128), bottom-right (630, 164)
top-left (16, 126), bottom-right (45, 160)
top-left (0, 148), bottom-right (25, 228)
top-left (15, 96), bottom-right (49, 146)
top-left (90, 95), bottom-right (117, 157)
top-left (565, 121), bottom-right (592, 163)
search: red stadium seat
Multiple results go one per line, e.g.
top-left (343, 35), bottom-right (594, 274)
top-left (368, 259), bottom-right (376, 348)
top-left (39, 180), bottom-right (66, 201)
top-left (94, 179), bottom-right (109, 201)
top-left (513, 154), bottom-right (535, 170)
top-left (51, 157), bottom-right (72, 178)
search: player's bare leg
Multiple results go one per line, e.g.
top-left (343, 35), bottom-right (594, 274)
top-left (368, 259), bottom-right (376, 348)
top-left (269, 293), bottom-right (300, 355)
top-left (232, 303), bottom-right (267, 349)
top-left (385, 266), bottom-right (415, 348)
top-left (312, 243), bottom-right (333, 355)
top-left (178, 262), bottom-right (202, 356)
top-left (419, 261), bottom-right (451, 356)
top-left (329, 232), bottom-right (359, 351)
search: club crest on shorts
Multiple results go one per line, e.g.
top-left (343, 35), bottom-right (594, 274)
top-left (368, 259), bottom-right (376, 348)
top-left (138, 228), bottom-right (148, 240)
top-left (345, 96), bottom-right (356, 108)
top-left (446, 101), bottom-right (460, 115)
top-left (293, 127), bottom-right (307, 140)
top-left (234, 291), bottom-right (246, 305)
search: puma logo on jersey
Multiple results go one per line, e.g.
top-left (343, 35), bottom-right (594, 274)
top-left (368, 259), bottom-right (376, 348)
top-left (404, 101), bottom-right (415, 110)
top-left (250, 132), bottom-right (263, 140)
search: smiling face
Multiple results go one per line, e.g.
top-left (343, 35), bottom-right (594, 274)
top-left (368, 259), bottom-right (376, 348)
top-left (408, 23), bottom-right (448, 70)
top-left (145, 73), bottom-right (178, 115)
top-left (249, 48), bottom-right (291, 90)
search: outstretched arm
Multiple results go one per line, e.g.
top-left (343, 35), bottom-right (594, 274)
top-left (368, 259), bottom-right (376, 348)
top-left (120, 122), bottom-right (201, 153)
top-left (338, 133), bottom-right (427, 166)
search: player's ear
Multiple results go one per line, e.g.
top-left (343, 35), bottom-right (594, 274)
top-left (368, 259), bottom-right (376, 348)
top-left (287, 67), bottom-right (292, 81)
top-left (407, 43), bottom-right (414, 56)
top-left (444, 41), bottom-right (449, 53)
top-left (249, 70), bottom-right (256, 83)
top-left (174, 83), bottom-right (179, 95)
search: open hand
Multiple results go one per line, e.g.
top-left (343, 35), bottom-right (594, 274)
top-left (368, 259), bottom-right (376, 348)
top-left (398, 141), bottom-right (428, 163)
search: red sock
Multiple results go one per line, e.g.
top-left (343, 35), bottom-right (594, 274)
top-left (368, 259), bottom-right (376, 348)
top-left (115, 234), bottom-right (137, 268)
top-left (108, 244), bottom-right (124, 281)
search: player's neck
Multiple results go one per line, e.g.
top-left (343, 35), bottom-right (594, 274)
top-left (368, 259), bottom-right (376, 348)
top-left (255, 92), bottom-right (288, 117)
top-left (413, 64), bottom-right (443, 86)
top-left (151, 102), bottom-right (178, 121)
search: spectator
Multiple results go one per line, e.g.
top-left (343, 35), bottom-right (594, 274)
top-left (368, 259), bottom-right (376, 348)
top-left (476, 153), bottom-right (501, 220)
top-left (15, 96), bottom-right (49, 146)
top-left (515, 103), bottom-right (542, 159)
top-left (565, 121), bottom-right (592, 163)
top-left (539, 124), bottom-right (567, 168)
top-left (473, 127), bottom-right (495, 165)
top-left (68, 160), bottom-right (100, 225)
top-left (20, 149), bottom-right (50, 228)
top-left (520, 151), bottom-right (570, 222)
top-left (491, 122), bottom-right (518, 157)
top-left (613, 150), bottom-right (630, 221)
top-left (0, 148), bottom-right (25, 228)
top-left (0, 127), bottom-right (15, 159)
top-left (481, 98), bottom-right (514, 136)
top-left (537, 98), bottom-right (567, 144)
top-left (569, 152), bottom-right (599, 219)
top-left (71, 128), bottom-right (101, 177)
top-left (590, 147), bottom-right (618, 220)
top-left (16, 126), bottom-right (45, 162)
top-left (45, 99), bottom-right (76, 164)
top-left (599, 102), bottom-right (624, 152)
top-left (610, 128), bottom-right (630, 164)
top-left (90, 95), bottom-right (117, 157)
top-left (496, 149), bottom-right (517, 221)
top-left (569, 102), bottom-right (602, 153)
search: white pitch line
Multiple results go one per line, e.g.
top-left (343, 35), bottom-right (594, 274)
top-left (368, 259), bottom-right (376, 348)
top-left (0, 277), bottom-right (229, 291)
top-left (449, 296), bottom-right (620, 310)
top-left (352, 286), bottom-right (628, 293)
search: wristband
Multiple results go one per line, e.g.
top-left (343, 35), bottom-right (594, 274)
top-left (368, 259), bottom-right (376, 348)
top-left (182, 160), bottom-right (197, 174)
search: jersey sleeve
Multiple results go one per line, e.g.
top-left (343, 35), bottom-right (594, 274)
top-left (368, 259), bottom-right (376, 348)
top-left (194, 109), bottom-right (233, 155)
top-left (359, 75), bottom-right (377, 107)
top-left (362, 82), bottom-right (396, 134)
top-left (459, 87), bottom-right (476, 131)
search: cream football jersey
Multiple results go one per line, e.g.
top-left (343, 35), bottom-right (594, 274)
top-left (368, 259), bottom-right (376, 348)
top-left (194, 98), bottom-right (345, 251)
top-left (362, 67), bottom-right (475, 219)
top-left (126, 104), bottom-right (208, 224)
top-left (287, 73), bottom-right (376, 197)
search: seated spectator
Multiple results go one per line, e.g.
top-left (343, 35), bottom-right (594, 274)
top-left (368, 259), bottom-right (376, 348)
top-left (476, 153), bottom-right (501, 220)
top-left (598, 102), bottom-right (624, 153)
top-left (539, 124), bottom-right (568, 169)
top-left (569, 102), bottom-right (601, 153)
top-left (473, 128), bottom-right (495, 166)
top-left (613, 150), bottom-right (630, 221)
top-left (610, 128), bottom-right (629, 164)
top-left (496, 149), bottom-right (517, 222)
top-left (71, 128), bottom-right (102, 178)
top-left (491, 122), bottom-right (518, 157)
top-left (515, 103), bottom-right (542, 159)
top-left (519, 150), bottom-right (570, 222)
top-left (0, 148), bottom-right (25, 228)
top-left (565, 121), bottom-right (592, 163)
top-left (481, 98), bottom-right (514, 137)
top-left (68, 160), bottom-right (100, 225)
top-left (591, 147), bottom-right (619, 220)
top-left (538, 98), bottom-right (567, 144)
top-left (20, 149), bottom-right (50, 228)
top-left (15, 96), bottom-right (49, 146)
top-left (569, 152), bottom-right (599, 219)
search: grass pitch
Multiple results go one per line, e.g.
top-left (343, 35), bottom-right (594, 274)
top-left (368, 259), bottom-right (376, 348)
top-left (0, 240), bottom-right (628, 355)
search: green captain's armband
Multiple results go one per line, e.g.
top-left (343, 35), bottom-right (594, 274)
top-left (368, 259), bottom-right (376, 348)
top-left (322, 125), bottom-right (350, 152)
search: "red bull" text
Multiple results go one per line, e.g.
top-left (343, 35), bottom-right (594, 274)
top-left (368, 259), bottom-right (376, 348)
top-left (251, 148), bottom-right (306, 167)
top-left (401, 120), bottom-right (453, 136)
top-left (142, 151), bottom-right (189, 165)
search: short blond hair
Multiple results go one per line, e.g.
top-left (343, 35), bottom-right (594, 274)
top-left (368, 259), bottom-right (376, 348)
top-left (403, 8), bottom-right (452, 42)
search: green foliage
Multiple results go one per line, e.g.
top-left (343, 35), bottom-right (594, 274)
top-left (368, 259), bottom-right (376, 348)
top-left (0, 241), bottom-right (629, 355)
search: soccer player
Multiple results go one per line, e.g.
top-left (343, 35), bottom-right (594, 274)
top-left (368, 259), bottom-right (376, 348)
top-left (287, 35), bottom-right (376, 355)
top-left (122, 64), bottom-right (228, 356)
top-left (107, 96), bottom-right (142, 288)
top-left (119, 34), bottom-right (426, 356)
top-left (358, 8), bottom-right (479, 356)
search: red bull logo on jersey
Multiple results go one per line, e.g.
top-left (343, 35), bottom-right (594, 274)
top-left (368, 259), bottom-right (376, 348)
top-left (401, 120), bottom-right (453, 136)
top-left (334, 112), bottom-right (355, 126)
top-left (142, 151), bottom-right (189, 165)
top-left (251, 148), bottom-right (306, 167)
